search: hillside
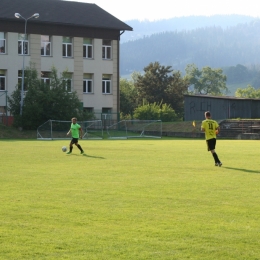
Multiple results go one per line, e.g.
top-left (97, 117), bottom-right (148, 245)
top-left (120, 15), bottom-right (260, 94)
top-left (121, 15), bottom-right (254, 43)
top-left (121, 20), bottom-right (260, 74)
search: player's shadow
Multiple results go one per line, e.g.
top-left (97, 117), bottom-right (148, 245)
top-left (223, 167), bottom-right (260, 174)
top-left (67, 154), bottom-right (105, 159)
top-left (82, 154), bottom-right (105, 159)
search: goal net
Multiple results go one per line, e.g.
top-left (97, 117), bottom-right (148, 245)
top-left (106, 120), bottom-right (162, 139)
top-left (37, 119), bottom-right (103, 140)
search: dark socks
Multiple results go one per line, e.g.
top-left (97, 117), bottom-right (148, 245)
top-left (212, 152), bottom-right (220, 163)
top-left (77, 144), bottom-right (83, 152)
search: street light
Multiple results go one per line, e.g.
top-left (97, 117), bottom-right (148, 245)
top-left (14, 12), bottom-right (39, 115)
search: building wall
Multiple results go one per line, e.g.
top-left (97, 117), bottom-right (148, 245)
top-left (112, 40), bottom-right (118, 114)
top-left (30, 34), bottom-right (41, 75)
top-left (74, 37), bottom-right (83, 102)
top-left (252, 101), bottom-right (260, 118)
top-left (82, 39), bottom-right (116, 112)
top-left (0, 32), bottom-right (118, 115)
top-left (184, 95), bottom-right (260, 121)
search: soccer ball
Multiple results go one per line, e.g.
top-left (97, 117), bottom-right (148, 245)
top-left (62, 146), bottom-right (67, 152)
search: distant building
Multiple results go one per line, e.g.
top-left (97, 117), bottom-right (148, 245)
top-left (184, 94), bottom-right (260, 121)
top-left (0, 0), bottom-right (132, 119)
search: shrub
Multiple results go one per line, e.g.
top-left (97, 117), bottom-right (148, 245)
top-left (133, 102), bottom-right (178, 122)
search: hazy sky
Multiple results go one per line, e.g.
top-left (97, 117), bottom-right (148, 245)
top-left (72, 0), bottom-right (260, 21)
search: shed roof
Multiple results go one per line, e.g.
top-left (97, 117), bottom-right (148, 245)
top-left (184, 94), bottom-right (260, 101)
top-left (0, 0), bottom-right (132, 31)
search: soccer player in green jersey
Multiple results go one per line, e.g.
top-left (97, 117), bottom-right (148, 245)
top-left (66, 117), bottom-right (84, 154)
top-left (201, 111), bottom-right (222, 167)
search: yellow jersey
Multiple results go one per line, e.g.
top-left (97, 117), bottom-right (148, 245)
top-left (201, 119), bottom-right (219, 140)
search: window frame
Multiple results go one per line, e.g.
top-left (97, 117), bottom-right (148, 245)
top-left (63, 43), bottom-right (72, 57)
top-left (0, 75), bottom-right (6, 91)
top-left (18, 40), bottom-right (29, 55)
top-left (41, 77), bottom-right (50, 85)
top-left (102, 40), bottom-right (112, 60)
top-left (83, 44), bottom-right (93, 59)
top-left (62, 37), bottom-right (73, 58)
top-left (0, 32), bottom-right (6, 54)
top-left (18, 34), bottom-right (29, 55)
top-left (41, 72), bottom-right (51, 87)
top-left (84, 107), bottom-right (94, 113)
top-left (83, 79), bottom-right (93, 93)
top-left (18, 73), bottom-right (28, 92)
top-left (41, 35), bottom-right (51, 56)
top-left (102, 79), bottom-right (111, 94)
top-left (62, 78), bottom-right (72, 93)
top-left (83, 38), bottom-right (93, 59)
top-left (102, 108), bottom-right (112, 114)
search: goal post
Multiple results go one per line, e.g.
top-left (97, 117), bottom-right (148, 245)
top-left (37, 119), bottom-right (103, 140)
top-left (106, 120), bottom-right (162, 139)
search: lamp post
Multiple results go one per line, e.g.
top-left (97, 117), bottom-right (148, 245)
top-left (14, 13), bottom-right (39, 115)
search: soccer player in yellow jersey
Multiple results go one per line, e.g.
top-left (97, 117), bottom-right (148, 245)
top-left (66, 117), bottom-right (84, 154)
top-left (201, 111), bottom-right (222, 167)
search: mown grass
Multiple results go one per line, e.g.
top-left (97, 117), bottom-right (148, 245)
top-left (0, 139), bottom-right (260, 259)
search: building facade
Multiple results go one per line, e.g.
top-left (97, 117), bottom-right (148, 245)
top-left (0, 0), bottom-right (132, 119)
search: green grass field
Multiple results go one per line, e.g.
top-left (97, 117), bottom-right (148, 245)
top-left (1, 138), bottom-right (260, 259)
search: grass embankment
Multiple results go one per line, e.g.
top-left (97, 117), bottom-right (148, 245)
top-left (0, 121), bottom-right (201, 139)
top-left (0, 124), bottom-right (36, 139)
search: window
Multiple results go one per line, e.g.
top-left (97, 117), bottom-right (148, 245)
top-left (18, 70), bottom-right (28, 91)
top-left (102, 40), bottom-right (111, 59)
top-left (83, 38), bottom-right (93, 58)
top-left (62, 37), bottom-right (72, 57)
top-left (84, 107), bottom-right (93, 113)
top-left (83, 74), bottom-right (93, 93)
top-left (102, 108), bottom-right (112, 114)
top-left (0, 70), bottom-right (6, 91)
top-left (41, 72), bottom-right (51, 86)
top-left (0, 32), bottom-right (6, 54)
top-left (62, 77), bottom-right (72, 92)
top-left (18, 34), bottom-right (29, 55)
top-left (41, 35), bottom-right (51, 56)
top-left (102, 74), bottom-right (111, 94)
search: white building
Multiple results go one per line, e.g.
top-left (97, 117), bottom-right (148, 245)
top-left (0, 0), bottom-right (132, 121)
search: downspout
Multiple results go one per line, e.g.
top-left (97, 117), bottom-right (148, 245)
top-left (117, 30), bottom-right (125, 121)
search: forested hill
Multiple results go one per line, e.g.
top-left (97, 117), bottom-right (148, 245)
top-left (121, 15), bottom-right (254, 43)
top-left (120, 15), bottom-right (260, 76)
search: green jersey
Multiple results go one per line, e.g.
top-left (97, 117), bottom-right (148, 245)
top-left (70, 123), bottom-right (81, 138)
top-left (201, 119), bottom-right (219, 140)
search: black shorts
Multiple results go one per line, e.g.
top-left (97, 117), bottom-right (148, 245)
top-left (70, 138), bottom-right (79, 144)
top-left (206, 138), bottom-right (216, 151)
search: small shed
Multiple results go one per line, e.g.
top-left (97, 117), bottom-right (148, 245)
top-left (184, 95), bottom-right (260, 121)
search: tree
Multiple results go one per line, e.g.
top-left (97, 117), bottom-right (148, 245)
top-left (164, 70), bottom-right (189, 116)
top-left (235, 85), bottom-right (260, 98)
top-left (8, 65), bottom-right (92, 130)
top-left (134, 62), bottom-right (189, 117)
top-left (223, 64), bottom-right (251, 84)
top-left (184, 64), bottom-right (228, 95)
top-left (120, 76), bottom-right (138, 117)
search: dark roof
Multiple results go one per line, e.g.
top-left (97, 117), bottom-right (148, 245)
top-left (0, 0), bottom-right (132, 31)
top-left (184, 94), bottom-right (260, 101)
